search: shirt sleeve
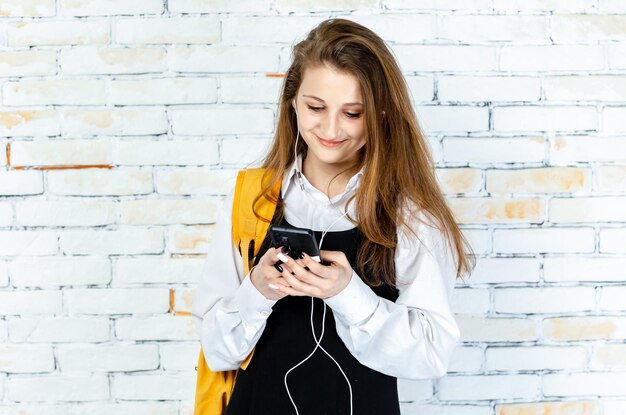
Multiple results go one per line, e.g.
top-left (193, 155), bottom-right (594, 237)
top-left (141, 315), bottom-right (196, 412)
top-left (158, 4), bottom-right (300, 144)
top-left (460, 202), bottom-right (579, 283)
top-left (191, 190), bottom-right (277, 371)
top-left (323, 210), bottom-right (460, 380)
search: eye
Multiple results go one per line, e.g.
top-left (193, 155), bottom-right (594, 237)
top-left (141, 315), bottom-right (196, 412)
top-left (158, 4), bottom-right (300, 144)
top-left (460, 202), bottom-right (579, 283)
top-left (307, 105), bottom-right (322, 112)
top-left (346, 112), bottom-right (361, 119)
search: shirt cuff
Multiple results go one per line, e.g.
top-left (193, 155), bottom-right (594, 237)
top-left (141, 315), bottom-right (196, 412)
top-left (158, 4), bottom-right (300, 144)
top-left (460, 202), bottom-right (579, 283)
top-left (324, 270), bottom-right (380, 325)
top-left (234, 270), bottom-right (277, 325)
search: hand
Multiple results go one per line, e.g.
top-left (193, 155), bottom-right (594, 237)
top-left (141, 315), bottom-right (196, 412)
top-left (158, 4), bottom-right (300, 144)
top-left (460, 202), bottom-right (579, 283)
top-left (250, 247), bottom-right (291, 301)
top-left (273, 250), bottom-right (353, 299)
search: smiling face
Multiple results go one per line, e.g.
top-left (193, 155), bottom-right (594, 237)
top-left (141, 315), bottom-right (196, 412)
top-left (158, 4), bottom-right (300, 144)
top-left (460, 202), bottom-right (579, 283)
top-left (292, 63), bottom-right (367, 177)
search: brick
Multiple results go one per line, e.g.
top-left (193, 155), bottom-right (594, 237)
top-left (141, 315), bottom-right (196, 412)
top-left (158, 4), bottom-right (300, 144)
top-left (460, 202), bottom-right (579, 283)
top-left (401, 404), bottom-right (492, 415)
top-left (597, 166), bottom-right (626, 193)
top-left (0, 230), bottom-right (56, 255)
top-left (168, 225), bottom-right (215, 254)
top-left (444, 137), bottom-right (545, 164)
top-left (168, 45), bottom-right (280, 73)
top-left (119, 198), bottom-right (218, 225)
top-left (600, 228), bottom-right (626, 254)
top-left (116, 17), bottom-right (219, 45)
top-left (15, 200), bottom-right (115, 227)
top-left (398, 379), bottom-right (433, 401)
top-left (10, 139), bottom-right (112, 167)
top-left (276, 0), bottom-right (377, 12)
top-left (545, 76), bottom-right (626, 102)
top-left (222, 16), bottom-right (324, 44)
top-left (0, 262), bottom-right (8, 287)
top-left (437, 168), bottom-right (482, 195)
top-left (61, 0), bottom-right (163, 16)
top-left (48, 169), bottom-right (153, 197)
top-left (544, 372), bottom-right (626, 396)
top-left (544, 256), bottom-right (626, 282)
top-left (500, 45), bottom-right (604, 72)
top-left (487, 167), bottom-right (590, 195)
top-left (10, 256), bottom-right (110, 288)
top-left (156, 168), bottom-right (237, 196)
top-left (8, 376), bottom-right (109, 402)
top-left (4, 79), bottom-right (107, 106)
top-left (494, 287), bottom-right (595, 314)
top-left (0, 203), bottom-right (9, 227)
top-left (438, 76), bottom-right (540, 102)
top-left (0, 51), bottom-right (56, 77)
top-left (169, 0), bottom-right (271, 12)
top-left (591, 344), bottom-right (626, 370)
top-left (9, 317), bottom-right (110, 343)
top-left (114, 256), bottom-right (203, 285)
top-left (65, 288), bottom-right (169, 315)
top-left (550, 137), bottom-right (626, 163)
top-left (110, 78), bottom-right (217, 105)
top-left (395, 45), bottom-right (497, 72)
top-left (544, 317), bottom-right (626, 341)
top-left (110, 77), bottom-right (217, 105)
top-left (0, 171), bottom-right (43, 196)
top-left (346, 14), bottom-right (436, 43)
top-left (451, 288), bottom-right (489, 315)
top-left (440, 15), bottom-right (546, 42)
top-left (550, 15), bottom-right (626, 41)
top-left (60, 228), bottom-right (164, 255)
top-left (113, 139), bottom-right (219, 166)
top-left (496, 401), bottom-right (599, 415)
top-left (8, 20), bottom-right (109, 47)
top-left (603, 107), bottom-right (626, 133)
top-left (68, 403), bottom-right (178, 415)
top-left (0, 345), bottom-right (55, 373)
top-left (494, 0), bottom-right (595, 11)
top-left (171, 108), bottom-right (274, 135)
top-left (221, 138), bottom-right (272, 166)
top-left (486, 346), bottom-right (587, 371)
top-left (493, 106), bottom-right (597, 133)
top-left (406, 76), bottom-right (435, 102)
top-left (603, 400), bottom-right (626, 415)
top-left (0, 110), bottom-right (60, 137)
top-left (438, 374), bottom-right (540, 401)
top-left (0, 291), bottom-right (62, 315)
top-left (448, 346), bottom-right (483, 373)
top-left (550, 196), bottom-right (626, 223)
top-left (460, 257), bottom-right (540, 284)
top-left (172, 287), bottom-right (195, 313)
top-left (607, 43), bottom-right (626, 69)
top-left (60, 46), bottom-right (166, 75)
top-left (457, 315), bottom-right (538, 342)
top-left (448, 197), bottom-right (544, 225)
top-left (115, 315), bottom-right (196, 341)
top-left (600, 0), bottom-right (626, 11)
top-left (160, 342), bottom-right (200, 371)
top-left (385, 0), bottom-right (492, 10)
top-left (57, 344), bottom-right (159, 372)
top-left (0, 0), bottom-right (55, 16)
top-left (600, 286), bottom-right (626, 310)
top-left (112, 373), bottom-right (195, 401)
top-left (220, 76), bottom-right (283, 104)
top-left (62, 109), bottom-right (168, 136)
top-left (492, 227), bottom-right (595, 254)
top-left (416, 106), bottom-right (489, 133)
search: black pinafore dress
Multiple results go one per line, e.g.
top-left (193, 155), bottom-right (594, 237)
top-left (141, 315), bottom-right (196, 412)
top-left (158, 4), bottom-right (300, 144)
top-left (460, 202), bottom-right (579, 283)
top-left (225, 215), bottom-right (401, 415)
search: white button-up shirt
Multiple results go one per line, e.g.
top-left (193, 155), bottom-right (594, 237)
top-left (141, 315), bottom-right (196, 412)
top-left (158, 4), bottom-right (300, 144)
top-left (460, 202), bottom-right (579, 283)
top-left (191, 155), bottom-right (460, 380)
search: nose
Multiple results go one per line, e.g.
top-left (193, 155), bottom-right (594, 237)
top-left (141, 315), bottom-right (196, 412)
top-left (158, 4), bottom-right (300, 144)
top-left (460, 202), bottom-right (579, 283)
top-left (321, 111), bottom-right (342, 140)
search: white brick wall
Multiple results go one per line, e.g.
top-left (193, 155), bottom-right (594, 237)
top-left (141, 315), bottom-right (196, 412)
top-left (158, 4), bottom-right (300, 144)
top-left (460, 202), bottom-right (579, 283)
top-left (0, 1), bottom-right (624, 414)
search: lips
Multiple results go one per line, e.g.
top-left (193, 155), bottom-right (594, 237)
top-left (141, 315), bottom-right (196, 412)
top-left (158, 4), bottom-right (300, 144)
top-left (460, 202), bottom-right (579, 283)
top-left (316, 135), bottom-right (347, 148)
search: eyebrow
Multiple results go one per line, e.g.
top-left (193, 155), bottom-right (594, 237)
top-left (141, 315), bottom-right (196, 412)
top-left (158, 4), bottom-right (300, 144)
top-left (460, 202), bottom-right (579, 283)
top-left (302, 94), bottom-right (363, 106)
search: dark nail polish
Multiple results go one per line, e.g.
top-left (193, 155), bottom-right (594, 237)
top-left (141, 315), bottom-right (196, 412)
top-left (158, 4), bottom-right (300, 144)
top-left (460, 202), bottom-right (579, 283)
top-left (281, 245), bottom-right (290, 254)
top-left (274, 263), bottom-right (284, 273)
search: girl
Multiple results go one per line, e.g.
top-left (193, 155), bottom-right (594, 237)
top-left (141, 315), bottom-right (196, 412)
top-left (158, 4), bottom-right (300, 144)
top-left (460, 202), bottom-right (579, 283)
top-left (192, 18), bottom-right (475, 415)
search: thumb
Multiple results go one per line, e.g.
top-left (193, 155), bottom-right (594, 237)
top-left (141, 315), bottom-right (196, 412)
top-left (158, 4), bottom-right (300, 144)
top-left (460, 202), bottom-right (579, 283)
top-left (319, 250), bottom-right (347, 265)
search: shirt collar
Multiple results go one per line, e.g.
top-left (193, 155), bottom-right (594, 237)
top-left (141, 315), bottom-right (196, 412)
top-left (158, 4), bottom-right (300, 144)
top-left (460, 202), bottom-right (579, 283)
top-left (281, 153), bottom-right (365, 198)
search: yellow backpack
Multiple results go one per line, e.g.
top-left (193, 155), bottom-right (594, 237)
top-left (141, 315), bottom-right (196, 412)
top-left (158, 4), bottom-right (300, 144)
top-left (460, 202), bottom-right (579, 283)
top-left (193, 168), bottom-right (281, 415)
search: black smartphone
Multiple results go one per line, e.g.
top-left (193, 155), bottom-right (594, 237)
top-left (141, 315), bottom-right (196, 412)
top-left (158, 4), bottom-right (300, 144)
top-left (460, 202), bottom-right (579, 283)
top-left (268, 224), bottom-right (321, 263)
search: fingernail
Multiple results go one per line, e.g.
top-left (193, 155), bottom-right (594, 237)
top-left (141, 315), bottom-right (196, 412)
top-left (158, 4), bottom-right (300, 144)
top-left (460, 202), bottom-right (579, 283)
top-left (268, 284), bottom-right (279, 290)
top-left (274, 263), bottom-right (284, 272)
top-left (276, 253), bottom-right (289, 263)
top-left (281, 246), bottom-right (290, 254)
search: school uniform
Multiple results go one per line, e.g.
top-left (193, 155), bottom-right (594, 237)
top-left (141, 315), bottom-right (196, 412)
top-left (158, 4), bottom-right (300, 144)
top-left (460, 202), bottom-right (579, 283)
top-left (192, 155), bottom-right (460, 414)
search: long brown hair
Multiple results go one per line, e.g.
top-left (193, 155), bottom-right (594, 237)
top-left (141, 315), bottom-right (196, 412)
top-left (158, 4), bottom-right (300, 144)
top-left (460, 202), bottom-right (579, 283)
top-left (253, 18), bottom-right (475, 286)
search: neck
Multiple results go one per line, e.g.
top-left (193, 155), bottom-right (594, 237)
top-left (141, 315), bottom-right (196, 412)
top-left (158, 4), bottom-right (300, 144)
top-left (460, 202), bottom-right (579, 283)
top-left (301, 155), bottom-right (359, 199)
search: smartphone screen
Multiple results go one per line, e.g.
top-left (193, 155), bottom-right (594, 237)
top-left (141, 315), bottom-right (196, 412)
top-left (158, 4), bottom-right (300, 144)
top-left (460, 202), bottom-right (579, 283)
top-left (268, 224), bottom-right (321, 263)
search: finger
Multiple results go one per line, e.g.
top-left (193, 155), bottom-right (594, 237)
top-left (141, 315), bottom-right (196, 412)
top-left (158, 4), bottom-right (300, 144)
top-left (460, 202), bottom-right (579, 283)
top-left (274, 284), bottom-right (309, 297)
top-left (319, 250), bottom-right (348, 265)
top-left (298, 252), bottom-right (329, 277)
